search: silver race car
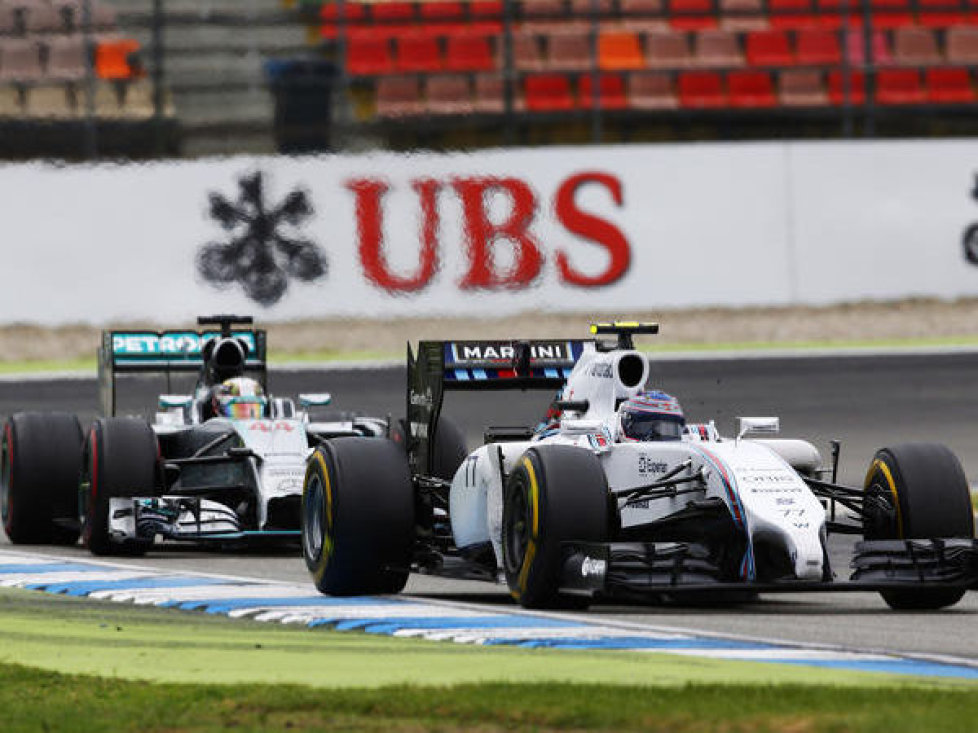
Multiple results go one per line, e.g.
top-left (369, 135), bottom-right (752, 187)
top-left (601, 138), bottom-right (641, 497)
top-left (301, 322), bottom-right (978, 610)
top-left (1, 315), bottom-right (389, 555)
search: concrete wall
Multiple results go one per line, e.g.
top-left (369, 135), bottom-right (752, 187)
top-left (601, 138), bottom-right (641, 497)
top-left (2, 139), bottom-right (978, 324)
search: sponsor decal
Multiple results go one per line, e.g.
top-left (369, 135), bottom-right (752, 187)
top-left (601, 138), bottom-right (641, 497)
top-left (589, 362), bottom-right (613, 379)
top-left (638, 456), bottom-right (668, 475)
top-left (580, 556), bottom-right (607, 579)
top-left (347, 172), bottom-right (631, 293)
top-left (450, 341), bottom-right (572, 365)
top-left (587, 429), bottom-right (613, 451)
top-left (409, 387), bottom-right (434, 408)
top-left (197, 171), bottom-right (328, 306)
top-left (113, 332), bottom-right (258, 358)
top-left (248, 421), bottom-right (296, 432)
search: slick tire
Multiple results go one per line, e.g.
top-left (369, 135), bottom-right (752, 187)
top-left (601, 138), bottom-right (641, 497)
top-left (81, 418), bottom-right (161, 557)
top-left (390, 415), bottom-right (468, 482)
top-left (302, 438), bottom-right (414, 596)
top-left (863, 443), bottom-right (974, 610)
top-left (1, 412), bottom-right (83, 545)
top-left (502, 445), bottom-right (609, 609)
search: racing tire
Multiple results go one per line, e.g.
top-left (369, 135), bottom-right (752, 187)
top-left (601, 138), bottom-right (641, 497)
top-left (863, 443), bottom-right (974, 610)
top-left (81, 418), bottom-right (161, 557)
top-left (1, 412), bottom-right (83, 545)
top-left (302, 437), bottom-right (414, 596)
top-left (390, 415), bottom-right (468, 482)
top-left (502, 445), bottom-right (609, 609)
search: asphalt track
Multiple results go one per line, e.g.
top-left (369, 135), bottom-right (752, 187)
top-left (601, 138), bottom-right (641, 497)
top-left (3, 351), bottom-right (978, 664)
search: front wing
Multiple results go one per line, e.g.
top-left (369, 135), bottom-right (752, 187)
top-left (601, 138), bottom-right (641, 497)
top-left (107, 497), bottom-right (300, 545)
top-left (559, 539), bottom-right (978, 598)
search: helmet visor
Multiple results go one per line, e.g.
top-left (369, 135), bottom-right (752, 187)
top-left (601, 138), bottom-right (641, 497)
top-left (621, 412), bottom-right (684, 442)
top-left (219, 396), bottom-right (266, 420)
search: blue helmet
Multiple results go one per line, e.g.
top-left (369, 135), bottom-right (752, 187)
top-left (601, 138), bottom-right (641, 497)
top-left (619, 390), bottom-right (685, 442)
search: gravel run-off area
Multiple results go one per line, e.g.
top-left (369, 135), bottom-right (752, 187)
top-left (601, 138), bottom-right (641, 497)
top-left (3, 298), bottom-right (978, 362)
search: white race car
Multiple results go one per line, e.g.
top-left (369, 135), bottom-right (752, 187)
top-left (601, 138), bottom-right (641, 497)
top-left (301, 323), bottom-right (978, 610)
top-left (1, 315), bottom-right (389, 555)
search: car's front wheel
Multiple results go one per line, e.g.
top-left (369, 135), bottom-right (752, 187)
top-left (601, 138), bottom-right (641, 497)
top-left (302, 437), bottom-right (414, 596)
top-left (81, 418), bottom-right (161, 556)
top-left (502, 445), bottom-right (609, 609)
top-left (863, 443), bottom-right (974, 610)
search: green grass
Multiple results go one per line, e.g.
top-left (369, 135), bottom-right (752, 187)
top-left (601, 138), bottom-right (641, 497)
top-left (4, 665), bottom-right (978, 733)
top-left (1, 587), bottom-right (977, 731)
top-left (5, 336), bottom-right (978, 376)
top-left (0, 587), bottom-right (938, 690)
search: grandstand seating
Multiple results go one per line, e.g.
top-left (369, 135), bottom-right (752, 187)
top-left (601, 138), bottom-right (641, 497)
top-left (0, 0), bottom-right (150, 121)
top-left (304, 0), bottom-right (978, 122)
top-left (628, 70), bottom-right (678, 105)
top-left (579, 71), bottom-right (629, 106)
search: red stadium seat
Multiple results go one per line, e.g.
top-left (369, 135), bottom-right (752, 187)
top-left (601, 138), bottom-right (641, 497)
top-left (628, 71), bottom-right (679, 108)
top-left (779, 69), bottom-right (828, 105)
top-left (746, 30), bottom-right (794, 66)
top-left (395, 35), bottom-right (443, 72)
top-left (347, 37), bottom-right (394, 76)
top-left (768, 0), bottom-right (817, 28)
top-left (669, 0), bottom-right (718, 30)
top-left (470, 0), bottom-right (504, 33)
top-left (375, 75), bottom-right (424, 117)
top-left (523, 73), bottom-right (575, 110)
top-left (678, 70), bottom-right (726, 106)
top-left (869, 0), bottom-right (914, 28)
top-left (445, 34), bottom-right (496, 71)
top-left (814, 0), bottom-right (860, 28)
top-left (319, 2), bottom-right (367, 40)
top-left (420, 1), bottom-right (465, 23)
top-left (828, 69), bottom-right (865, 104)
top-left (796, 28), bottom-right (841, 65)
top-left (371, 1), bottom-right (416, 38)
top-left (727, 69), bottom-right (776, 106)
top-left (425, 74), bottom-right (474, 114)
top-left (876, 68), bottom-right (925, 104)
top-left (918, 0), bottom-right (966, 27)
top-left (473, 73), bottom-right (506, 113)
top-left (925, 67), bottom-right (975, 102)
top-left (578, 72), bottom-right (629, 108)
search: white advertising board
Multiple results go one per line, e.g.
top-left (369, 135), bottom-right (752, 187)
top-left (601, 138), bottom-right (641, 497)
top-left (0, 139), bottom-right (977, 325)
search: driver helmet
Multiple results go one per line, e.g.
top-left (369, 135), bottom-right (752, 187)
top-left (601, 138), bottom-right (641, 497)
top-left (618, 390), bottom-right (685, 442)
top-left (213, 377), bottom-right (266, 420)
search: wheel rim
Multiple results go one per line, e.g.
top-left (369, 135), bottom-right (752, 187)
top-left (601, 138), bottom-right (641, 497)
top-left (503, 477), bottom-right (531, 576)
top-left (303, 473), bottom-right (325, 564)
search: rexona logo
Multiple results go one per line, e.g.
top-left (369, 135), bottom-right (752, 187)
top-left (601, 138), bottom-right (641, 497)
top-left (580, 557), bottom-right (608, 579)
top-left (346, 171), bottom-right (632, 293)
top-left (197, 171), bottom-right (328, 307)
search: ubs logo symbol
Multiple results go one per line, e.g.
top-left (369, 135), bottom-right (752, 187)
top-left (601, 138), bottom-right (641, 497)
top-left (963, 174), bottom-right (978, 265)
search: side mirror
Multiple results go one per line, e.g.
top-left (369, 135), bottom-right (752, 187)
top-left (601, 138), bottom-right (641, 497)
top-left (299, 393), bottom-right (332, 408)
top-left (737, 416), bottom-right (780, 441)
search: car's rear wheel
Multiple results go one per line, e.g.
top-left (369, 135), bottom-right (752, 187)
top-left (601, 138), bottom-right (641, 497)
top-left (81, 418), bottom-right (161, 556)
top-left (1, 412), bottom-right (83, 545)
top-left (302, 437), bottom-right (414, 596)
top-left (863, 443), bottom-right (974, 610)
top-left (502, 445), bottom-right (609, 609)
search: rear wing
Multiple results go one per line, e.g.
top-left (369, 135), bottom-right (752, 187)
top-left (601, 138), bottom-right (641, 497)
top-left (98, 328), bottom-right (267, 416)
top-left (407, 339), bottom-right (591, 476)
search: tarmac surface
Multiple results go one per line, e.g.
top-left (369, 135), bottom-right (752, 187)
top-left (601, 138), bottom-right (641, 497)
top-left (3, 351), bottom-right (978, 663)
